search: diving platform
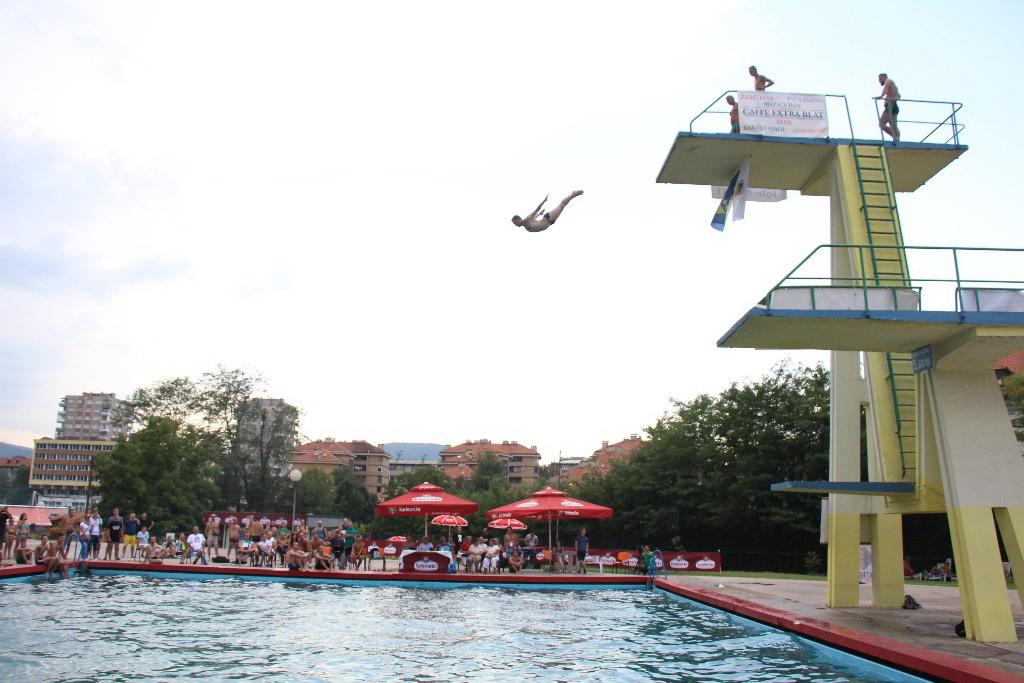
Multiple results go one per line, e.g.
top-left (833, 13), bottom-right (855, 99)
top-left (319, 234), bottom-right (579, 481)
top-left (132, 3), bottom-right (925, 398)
top-left (770, 481), bottom-right (915, 496)
top-left (656, 132), bottom-right (966, 195)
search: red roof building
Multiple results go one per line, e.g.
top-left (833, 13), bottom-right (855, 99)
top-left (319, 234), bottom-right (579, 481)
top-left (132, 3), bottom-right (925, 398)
top-left (995, 350), bottom-right (1024, 379)
top-left (0, 456), bottom-right (31, 469)
top-left (562, 435), bottom-right (644, 482)
top-left (439, 439), bottom-right (541, 486)
top-left (291, 439), bottom-right (391, 498)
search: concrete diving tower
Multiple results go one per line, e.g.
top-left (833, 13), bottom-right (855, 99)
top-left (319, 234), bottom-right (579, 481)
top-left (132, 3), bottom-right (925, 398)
top-left (660, 94), bottom-right (1024, 643)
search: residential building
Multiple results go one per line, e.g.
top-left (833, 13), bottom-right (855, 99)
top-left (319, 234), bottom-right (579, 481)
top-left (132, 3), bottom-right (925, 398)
top-left (382, 442), bottom-right (444, 476)
top-left (0, 456), bottom-right (31, 470)
top-left (562, 435), bottom-right (644, 482)
top-left (557, 456), bottom-right (585, 474)
top-left (291, 439), bottom-right (391, 498)
top-left (56, 392), bottom-right (126, 440)
top-left (30, 437), bottom-right (116, 510)
top-left (439, 439), bottom-right (542, 486)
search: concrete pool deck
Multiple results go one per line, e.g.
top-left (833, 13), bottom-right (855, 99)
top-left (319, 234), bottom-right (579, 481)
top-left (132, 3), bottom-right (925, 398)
top-left (662, 574), bottom-right (1024, 683)
top-left (3, 558), bottom-right (1023, 682)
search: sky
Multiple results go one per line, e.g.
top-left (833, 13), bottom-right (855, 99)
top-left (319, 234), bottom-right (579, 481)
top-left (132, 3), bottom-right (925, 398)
top-left (1, 1), bottom-right (1021, 462)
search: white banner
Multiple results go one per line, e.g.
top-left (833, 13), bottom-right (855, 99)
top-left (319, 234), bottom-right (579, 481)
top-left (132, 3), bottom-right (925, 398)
top-left (711, 186), bottom-right (787, 202)
top-left (737, 91), bottom-right (828, 138)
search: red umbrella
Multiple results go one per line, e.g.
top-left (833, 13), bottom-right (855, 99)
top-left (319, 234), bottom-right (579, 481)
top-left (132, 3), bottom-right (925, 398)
top-left (376, 482), bottom-right (479, 536)
top-left (386, 535), bottom-right (408, 543)
top-left (431, 514), bottom-right (469, 527)
top-left (487, 518), bottom-right (527, 531)
top-left (487, 487), bottom-right (613, 563)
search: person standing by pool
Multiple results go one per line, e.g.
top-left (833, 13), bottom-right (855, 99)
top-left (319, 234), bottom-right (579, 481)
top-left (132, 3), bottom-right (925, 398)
top-left (246, 517), bottom-right (262, 543)
top-left (138, 511), bottom-right (154, 538)
top-left (136, 526), bottom-right (150, 562)
top-left (205, 514), bottom-right (221, 560)
top-left (87, 510), bottom-right (102, 559)
top-left (123, 513), bottom-right (139, 560)
top-left (226, 519), bottom-right (241, 561)
top-left (575, 528), bottom-right (590, 574)
top-left (106, 507), bottom-right (124, 561)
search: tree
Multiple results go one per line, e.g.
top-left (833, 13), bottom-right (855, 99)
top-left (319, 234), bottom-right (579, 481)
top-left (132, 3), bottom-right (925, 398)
top-left (332, 468), bottom-right (374, 523)
top-left (115, 367), bottom-right (300, 510)
top-left (1001, 375), bottom-right (1024, 442)
top-left (295, 468), bottom-right (334, 517)
top-left (0, 465), bottom-right (31, 504)
top-left (93, 417), bottom-right (220, 534)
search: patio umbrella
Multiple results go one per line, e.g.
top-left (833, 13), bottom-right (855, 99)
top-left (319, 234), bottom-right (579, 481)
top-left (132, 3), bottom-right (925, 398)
top-left (376, 483), bottom-right (479, 537)
top-left (431, 514), bottom-right (469, 542)
top-left (487, 487), bottom-right (613, 565)
top-left (487, 518), bottom-right (527, 531)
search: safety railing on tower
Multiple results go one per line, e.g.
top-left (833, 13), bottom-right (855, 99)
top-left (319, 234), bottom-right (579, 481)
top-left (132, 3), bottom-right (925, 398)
top-left (759, 244), bottom-right (1024, 315)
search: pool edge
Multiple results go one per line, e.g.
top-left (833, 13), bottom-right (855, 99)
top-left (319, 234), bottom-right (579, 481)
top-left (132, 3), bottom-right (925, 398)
top-left (653, 578), bottom-right (1024, 683)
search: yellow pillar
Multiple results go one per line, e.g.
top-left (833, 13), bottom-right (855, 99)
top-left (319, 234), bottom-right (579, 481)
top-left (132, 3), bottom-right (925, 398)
top-left (826, 350), bottom-right (865, 608)
top-left (924, 368), bottom-right (1023, 642)
top-left (994, 507), bottom-right (1024, 611)
top-left (869, 514), bottom-right (904, 607)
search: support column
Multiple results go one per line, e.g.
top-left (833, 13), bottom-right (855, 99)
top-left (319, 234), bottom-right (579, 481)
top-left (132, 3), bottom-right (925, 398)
top-left (994, 507), bottom-right (1024, 611)
top-left (826, 350), bottom-right (865, 608)
top-left (924, 368), bottom-right (1023, 642)
top-left (869, 513), bottom-right (904, 607)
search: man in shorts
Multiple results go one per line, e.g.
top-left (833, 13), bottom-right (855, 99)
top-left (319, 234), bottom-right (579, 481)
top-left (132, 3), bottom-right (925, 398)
top-left (87, 509), bottom-right (102, 559)
top-left (106, 507), bottom-right (124, 561)
top-left (512, 190), bottom-right (584, 233)
top-left (205, 514), bottom-right (222, 560)
top-left (123, 512), bottom-right (139, 559)
top-left (876, 73), bottom-right (901, 142)
top-left (575, 527), bottom-right (590, 574)
top-left (186, 526), bottom-right (207, 565)
top-left (726, 95), bottom-right (739, 134)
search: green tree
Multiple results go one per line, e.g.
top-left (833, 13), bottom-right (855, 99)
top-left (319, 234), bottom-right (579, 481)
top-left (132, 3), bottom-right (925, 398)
top-left (0, 465), bottom-right (31, 504)
top-left (94, 417), bottom-right (220, 533)
top-left (295, 468), bottom-right (334, 517)
top-left (116, 367), bottom-right (299, 510)
top-left (1001, 375), bottom-right (1024, 442)
top-left (332, 467), bottom-right (374, 522)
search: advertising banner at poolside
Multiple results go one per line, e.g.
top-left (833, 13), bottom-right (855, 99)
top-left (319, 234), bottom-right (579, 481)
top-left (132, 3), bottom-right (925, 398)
top-left (737, 91), bottom-right (828, 138)
top-left (398, 550), bottom-right (452, 574)
top-left (538, 548), bottom-right (722, 572)
top-left (202, 511), bottom-right (307, 529)
top-left (711, 186), bottom-right (787, 202)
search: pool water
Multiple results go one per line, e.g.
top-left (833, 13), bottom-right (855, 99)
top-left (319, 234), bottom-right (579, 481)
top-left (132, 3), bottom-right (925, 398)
top-left (0, 574), bottom-right (926, 682)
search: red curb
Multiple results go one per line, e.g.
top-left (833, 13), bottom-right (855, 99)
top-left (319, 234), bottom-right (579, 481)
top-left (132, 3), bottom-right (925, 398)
top-left (654, 579), bottom-right (1024, 683)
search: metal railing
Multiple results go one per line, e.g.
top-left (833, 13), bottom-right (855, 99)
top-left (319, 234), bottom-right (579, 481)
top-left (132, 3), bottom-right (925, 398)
top-left (872, 97), bottom-right (964, 145)
top-left (688, 91), bottom-right (964, 145)
top-left (760, 244), bottom-right (1024, 314)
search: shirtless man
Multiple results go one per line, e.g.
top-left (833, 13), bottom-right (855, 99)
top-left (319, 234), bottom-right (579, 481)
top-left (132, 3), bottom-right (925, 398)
top-left (749, 65), bottom-right (774, 91)
top-left (286, 544), bottom-right (309, 571)
top-left (226, 520), bottom-right (241, 561)
top-left (726, 95), bottom-right (739, 133)
top-left (246, 517), bottom-right (263, 543)
top-left (876, 73), bottom-right (901, 143)
top-left (512, 190), bottom-right (583, 233)
top-left (45, 541), bottom-right (68, 579)
top-left (205, 514), bottom-right (221, 560)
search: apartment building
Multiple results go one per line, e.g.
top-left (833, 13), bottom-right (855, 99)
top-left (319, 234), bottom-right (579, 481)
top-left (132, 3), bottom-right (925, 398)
top-left (30, 437), bottom-right (115, 510)
top-left (56, 392), bottom-right (126, 440)
top-left (291, 439), bottom-right (391, 498)
top-left (439, 439), bottom-right (541, 486)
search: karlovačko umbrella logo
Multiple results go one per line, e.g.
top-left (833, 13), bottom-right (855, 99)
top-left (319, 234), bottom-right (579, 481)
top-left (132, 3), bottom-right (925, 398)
top-left (515, 501), bottom-right (539, 508)
top-left (560, 501), bottom-right (584, 507)
top-left (411, 495), bottom-right (443, 502)
top-left (695, 557), bottom-right (717, 570)
top-left (670, 557), bottom-right (689, 569)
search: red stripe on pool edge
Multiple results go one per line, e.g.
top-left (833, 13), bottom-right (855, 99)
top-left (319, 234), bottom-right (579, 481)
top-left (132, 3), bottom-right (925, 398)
top-left (653, 579), bottom-right (1024, 683)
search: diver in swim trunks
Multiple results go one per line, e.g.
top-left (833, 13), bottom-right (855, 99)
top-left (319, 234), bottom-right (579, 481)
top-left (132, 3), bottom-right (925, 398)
top-left (876, 73), bottom-right (901, 143)
top-left (748, 65), bottom-right (774, 91)
top-left (512, 190), bottom-right (584, 232)
top-left (727, 95), bottom-right (739, 133)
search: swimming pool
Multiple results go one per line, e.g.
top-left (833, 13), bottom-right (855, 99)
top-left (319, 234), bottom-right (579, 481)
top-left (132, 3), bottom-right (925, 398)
top-left (0, 574), bottom-right (926, 682)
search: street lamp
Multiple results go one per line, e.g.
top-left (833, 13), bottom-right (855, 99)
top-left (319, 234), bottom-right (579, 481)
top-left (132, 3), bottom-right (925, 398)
top-left (288, 468), bottom-right (302, 523)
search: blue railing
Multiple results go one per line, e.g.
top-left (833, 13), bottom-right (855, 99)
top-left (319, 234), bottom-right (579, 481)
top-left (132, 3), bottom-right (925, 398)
top-left (760, 245), bottom-right (1024, 314)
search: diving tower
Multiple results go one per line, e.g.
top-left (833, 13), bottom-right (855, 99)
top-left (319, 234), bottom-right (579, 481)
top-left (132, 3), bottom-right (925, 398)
top-left (661, 91), bottom-right (1024, 643)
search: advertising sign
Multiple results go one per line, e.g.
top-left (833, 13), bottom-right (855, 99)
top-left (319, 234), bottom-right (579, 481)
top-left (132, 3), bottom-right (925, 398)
top-left (711, 186), bottom-right (787, 202)
top-left (398, 551), bottom-right (451, 574)
top-left (737, 91), bottom-right (828, 138)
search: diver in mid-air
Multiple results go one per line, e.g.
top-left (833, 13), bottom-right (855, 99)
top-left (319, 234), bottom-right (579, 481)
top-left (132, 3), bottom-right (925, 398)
top-left (512, 190), bottom-right (584, 232)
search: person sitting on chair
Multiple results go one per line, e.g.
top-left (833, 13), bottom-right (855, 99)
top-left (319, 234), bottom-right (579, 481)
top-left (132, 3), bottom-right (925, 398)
top-left (512, 191), bottom-right (584, 232)
top-left (507, 549), bottom-right (524, 574)
top-left (349, 535), bottom-right (367, 570)
top-left (286, 544), bottom-right (309, 571)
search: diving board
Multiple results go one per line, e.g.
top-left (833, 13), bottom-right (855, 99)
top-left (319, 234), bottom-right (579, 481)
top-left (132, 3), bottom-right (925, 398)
top-left (771, 481), bottom-right (915, 496)
top-left (656, 132), bottom-right (966, 195)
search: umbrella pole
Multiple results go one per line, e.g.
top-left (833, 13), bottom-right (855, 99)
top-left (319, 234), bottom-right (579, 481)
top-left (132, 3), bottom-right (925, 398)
top-left (548, 514), bottom-right (553, 573)
top-left (423, 515), bottom-right (428, 539)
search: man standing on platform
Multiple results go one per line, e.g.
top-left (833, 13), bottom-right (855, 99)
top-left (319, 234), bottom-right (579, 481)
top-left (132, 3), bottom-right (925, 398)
top-left (749, 65), bottom-right (774, 91)
top-left (876, 73), bottom-right (901, 143)
top-left (575, 527), bottom-right (590, 574)
top-left (726, 95), bottom-right (740, 133)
